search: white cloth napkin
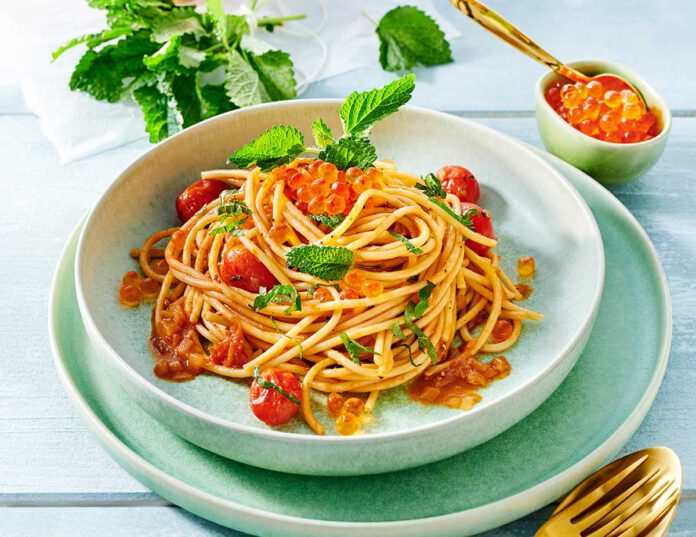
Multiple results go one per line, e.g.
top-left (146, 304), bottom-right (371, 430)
top-left (1, 0), bottom-right (460, 163)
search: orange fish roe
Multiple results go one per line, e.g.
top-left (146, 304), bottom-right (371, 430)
top-left (330, 395), bottom-right (366, 435)
top-left (118, 284), bottom-right (141, 307)
top-left (327, 392), bottom-right (346, 417)
top-left (122, 270), bottom-right (140, 286)
top-left (313, 286), bottom-right (334, 303)
top-left (282, 160), bottom-right (383, 218)
top-left (139, 277), bottom-right (160, 299)
top-left (517, 256), bottom-right (536, 278)
top-left (490, 320), bottom-right (513, 343)
top-left (545, 77), bottom-right (658, 143)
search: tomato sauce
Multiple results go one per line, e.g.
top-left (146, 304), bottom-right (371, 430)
top-left (409, 355), bottom-right (511, 410)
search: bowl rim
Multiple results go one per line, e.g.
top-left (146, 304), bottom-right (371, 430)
top-left (535, 58), bottom-right (672, 148)
top-left (74, 100), bottom-right (605, 445)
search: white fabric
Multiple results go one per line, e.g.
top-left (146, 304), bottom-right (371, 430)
top-left (0, 0), bottom-right (460, 163)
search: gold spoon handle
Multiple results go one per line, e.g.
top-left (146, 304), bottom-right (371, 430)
top-left (449, 0), bottom-right (591, 83)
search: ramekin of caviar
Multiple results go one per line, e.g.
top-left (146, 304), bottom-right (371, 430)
top-left (535, 59), bottom-right (671, 185)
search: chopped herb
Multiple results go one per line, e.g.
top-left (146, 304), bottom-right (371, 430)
top-left (416, 173), bottom-right (446, 198)
top-left (307, 283), bottom-right (340, 296)
top-left (389, 231), bottom-right (423, 254)
top-left (309, 213), bottom-right (345, 229)
top-left (340, 332), bottom-right (380, 365)
top-left (251, 284), bottom-right (301, 314)
top-left (270, 318), bottom-right (304, 359)
top-left (428, 197), bottom-right (478, 232)
top-left (396, 343), bottom-right (419, 367)
top-left (390, 321), bottom-right (406, 340)
top-left (285, 245), bottom-right (354, 281)
top-left (209, 199), bottom-right (251, 235)
top-left (404, 302), bottom-right (438, 365)
top-left (252, 365), bottom-right (301, 404)
top-left (413, 280), bottom-right (436, 318)
top-left (376, 6), bottom-right (453, 72)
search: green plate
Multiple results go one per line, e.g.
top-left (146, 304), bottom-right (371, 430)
top-left (49, 148), bottom-right (671, 536)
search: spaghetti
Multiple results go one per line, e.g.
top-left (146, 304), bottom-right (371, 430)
top-left (124, 159), bottom-right (542, 435)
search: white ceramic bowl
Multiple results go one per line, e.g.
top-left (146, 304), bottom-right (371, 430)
top-left (75, 101), bottom-right (604, 476)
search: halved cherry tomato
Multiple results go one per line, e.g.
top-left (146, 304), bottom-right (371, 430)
top-left (175, 179), bottom-right (230, 222)
top-left (220, 241), bottom-right (276, 293)
top-left (250, 368), bottom-right (303, 426)
top-left (437, 166), bottom-right (480, 204)
top-left (461, 202), bottom-right (494, 256)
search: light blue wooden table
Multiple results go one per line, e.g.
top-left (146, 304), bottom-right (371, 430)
top-left (2, 1), bottom-right (696, 534)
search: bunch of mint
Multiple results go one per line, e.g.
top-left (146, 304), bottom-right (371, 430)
top-left (53, 0), bottom-right (304, 142)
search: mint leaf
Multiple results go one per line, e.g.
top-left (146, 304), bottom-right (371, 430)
top-left (319, 137), bottom-right (377, 170)
top-left (413, 281), bottom-right (436, 318)
top-left (248, 50), bottom-right (297, 101)
top-left (199, 82), bottom-right (236, 119)
top-left (144, 37), bottom-right (206, 74)
top-left (253, 366), bottom-right (301, 404)
top-left (133, 84), bottom-right (169, 142)
top-left (391, 322), bottom-right (406, 340)
top-left (228, 125), bottom-right (306, 171)
top-left (339, 74), bottom-right (415, 138)
top-left (389, 231), bottom-right (423, 255)
top-left (225, 49), bottom-right (269, 107)
top-left (170, 73), bottom-right (202, 128)
top-left (210, 199), bottom-right (251, 235)
top-left (309, 213), bottom-right (345, 229)
top-left (285, 245), bottom-right (353, 281)
top-left (405, 302), bottom-right (438, 365)
top-left (52, 26), bottom-right (134, 60)
top-left (429, 198), bottom-right (478, 232)
top-left (340, 332), bottom-right (380, 365)
top-left (151, 9), bottom-right (205, 43)
top-left (206, 0), bottom-right (228, 47)
top-left (251, 284), bottom-right (301, 314)
top-left (376, 6), bottom-right (453, 72)
top-left (70, 31), bottom-right (158, 102)
top-left (311, 118), bottom-right (334, 148)
top-left (416, 173), bottom-right (446, 198)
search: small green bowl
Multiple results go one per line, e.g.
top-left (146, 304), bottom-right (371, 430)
top-left (535, 59), bottom-right (671, 185)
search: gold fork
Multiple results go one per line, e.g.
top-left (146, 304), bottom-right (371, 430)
top-left (536, 447), bottom-right (682, 536)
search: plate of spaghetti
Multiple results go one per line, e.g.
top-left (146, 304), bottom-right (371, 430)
top-left (76, 76), bottom-right (604, 475)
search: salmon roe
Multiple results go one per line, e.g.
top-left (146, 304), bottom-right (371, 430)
top-left (118, 270), bottom-right (161, 306)
top-left (517, 256), bottom-right (536, 278)
top-left (545, 78), bottom-right (659, 143)
top-left (343, 269), bottom-right (383, 299)
top-left (327, 394), bottom-right (366, 435)
top-left (281, 160), bottom-right (383, 219)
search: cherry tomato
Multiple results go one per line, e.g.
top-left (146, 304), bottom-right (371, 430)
top-left (175, 179), bottom-right (230, 222)
top-left (461, 202), bottom-right (494, 256)
top-left (250, 368), bottom-right (302, 426)
top-left (436, 166), bottom-right (480, 204)
top-left (220, 241), bottom-right (276, 293)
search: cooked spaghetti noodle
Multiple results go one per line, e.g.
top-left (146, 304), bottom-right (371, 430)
top-left (127, 159), bottom-right (542, 435)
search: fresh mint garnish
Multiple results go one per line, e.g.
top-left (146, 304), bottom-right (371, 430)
top-left (412, 281), bottom-right (436, 319)
top-left (429, 198), bottom-right (478, 232)
top-left (227, 125), bottom-right (305, 171)
top-left (251, 284), bottom-right (301, 314)
top-left (309, 213), bottom-right (345, 229)
top-left (376, 6), bottom-right (453, 72)
top-left (209, 199), bottom-right (251, 235)
top-left (340, 332), bottom-right (380, 365)
top-left (285, 245), bottom-right (354, 281)
top-left (317, 137), bottom-right (377, 170)
top-left (311, 118), bottom-right (335, 148)
top-left (405, 302), bottom-right (438, 365)
top-left (389, 231), bottom-right (423, 255)
top-left (416, 173), bottom-right (446, 198)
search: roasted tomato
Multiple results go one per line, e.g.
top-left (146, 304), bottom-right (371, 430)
top-left (209, 319), bottom-right (250, 368)
top-left (175, 179), bottom-right (230, 222)
top-left (437, 166), bottom-right (480, 204)
top-left (461, 202), bottom-right (494, 256)
top-left (250, 368), bottom-right (303, 426)
top-left (220, 241), bottom-right (276, 293)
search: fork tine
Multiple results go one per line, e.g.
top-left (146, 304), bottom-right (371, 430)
top-left (609, 485), bottom-right (680, 537)
top-left (553, 454), bottom-right (649, 520)
top-left (587, 477), bottom-right (673, 537)
top-left (579, 471), bottom-right (664, 537)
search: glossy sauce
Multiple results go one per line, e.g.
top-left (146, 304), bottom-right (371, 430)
top-left (409, 355), bottom-right (511, 410)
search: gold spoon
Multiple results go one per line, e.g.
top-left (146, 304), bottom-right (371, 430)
top-left (536, 447), bottom-right (682, 536)
top-left (448, 0), bottom-right (647, 105)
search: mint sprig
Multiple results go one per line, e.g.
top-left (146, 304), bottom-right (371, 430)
top-left (54, 0), bottom-right (304, 143)
top-left (376, 6), bottom-right (453, 72)
top-left (251, 284), bottom-right (302, 314)
top-left (227, 75), bottom-right (416, 171)
top-left (340, 332), bottom-right (380, 365)
top-left (285, 245), bottom-right (354, 281)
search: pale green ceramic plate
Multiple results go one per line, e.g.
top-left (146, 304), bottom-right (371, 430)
top-left (50, 148), bottom-right (671, 537)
